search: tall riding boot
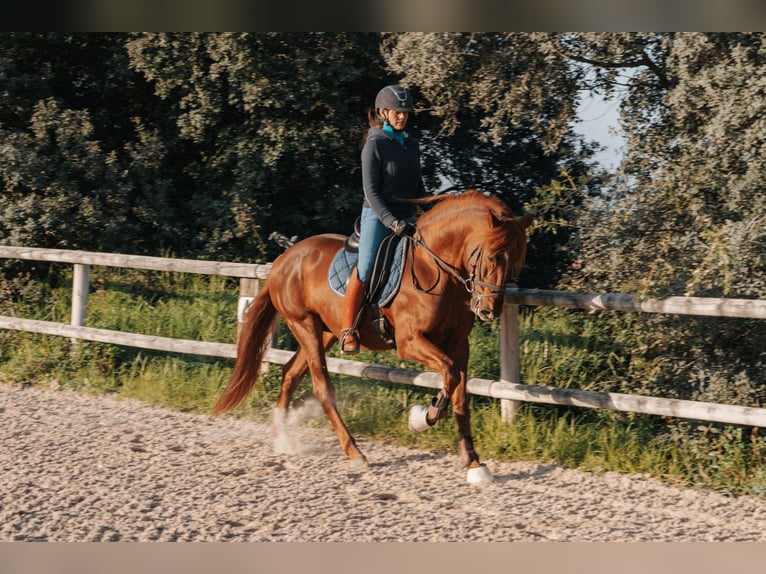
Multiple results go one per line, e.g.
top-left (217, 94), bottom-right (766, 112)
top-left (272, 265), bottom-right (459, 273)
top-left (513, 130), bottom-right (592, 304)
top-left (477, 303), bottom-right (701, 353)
top-left (340, 269), bottom-right (367, 354)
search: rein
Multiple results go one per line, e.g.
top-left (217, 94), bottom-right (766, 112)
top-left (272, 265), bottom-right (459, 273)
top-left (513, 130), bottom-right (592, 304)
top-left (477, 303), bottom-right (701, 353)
top-left (407, 232), bottom-right (507, 302)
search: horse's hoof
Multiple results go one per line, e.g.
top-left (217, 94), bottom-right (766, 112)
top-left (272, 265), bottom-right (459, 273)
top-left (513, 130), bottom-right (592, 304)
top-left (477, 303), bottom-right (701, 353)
top-left (349, 456), bottom-right (369, 471)
top-left (408, 404), bottom-right (431, 432)
top-left (466, 463), bottom-right (494, 486)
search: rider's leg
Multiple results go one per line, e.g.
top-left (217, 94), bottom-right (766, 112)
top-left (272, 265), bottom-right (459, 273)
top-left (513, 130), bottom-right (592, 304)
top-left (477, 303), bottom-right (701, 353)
top-left (340, 208), bottom-right (389, 354)
top-left (340, 268), bottom-right (366, 354)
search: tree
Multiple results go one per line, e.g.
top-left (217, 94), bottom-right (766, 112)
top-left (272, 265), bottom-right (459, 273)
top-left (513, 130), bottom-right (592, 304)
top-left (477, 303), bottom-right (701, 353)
top-left (0, 32), bottom-right (600, 283)
top-left (126, 32), bottom-right (390, 261)
top-left (380, 32), bottom-right (603, 286)
top-left (0, 33), bottom-right (393, 261)
top-left (563, 33), bottom-right (766, 405)
top-left (563, 33), bottom-right (766, 299)
top-left (0, 33), bottom-right (180, 254)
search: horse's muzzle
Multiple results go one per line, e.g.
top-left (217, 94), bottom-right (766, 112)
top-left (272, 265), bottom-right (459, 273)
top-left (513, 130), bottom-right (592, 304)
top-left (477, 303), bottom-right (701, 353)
top-left (471, 293), bottom-right (503, 322)
top-left (476, 307), bottom-right (495, 322)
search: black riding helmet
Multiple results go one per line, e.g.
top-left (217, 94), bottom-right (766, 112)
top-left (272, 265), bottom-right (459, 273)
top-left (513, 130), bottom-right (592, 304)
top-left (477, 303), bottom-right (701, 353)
top-left (375, 85), bottom-right (414, 114)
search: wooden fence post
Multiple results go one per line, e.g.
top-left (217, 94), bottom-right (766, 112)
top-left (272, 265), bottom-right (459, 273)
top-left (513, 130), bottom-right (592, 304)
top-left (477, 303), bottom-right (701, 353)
top-left (500, 289), bottom-right (522, 423)
top-left (71, 264), bottom-right (90, 326)
top-left (238, 278), bottom-right (278, 372)
top-left (237, 278), bottom-right (259, 340)
top-left (70, 264), bottom-right (90, 350)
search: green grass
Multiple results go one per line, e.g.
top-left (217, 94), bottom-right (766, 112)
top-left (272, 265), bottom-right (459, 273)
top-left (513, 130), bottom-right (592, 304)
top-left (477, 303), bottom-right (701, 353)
top-left (2, 266), bottom-right (766, 498)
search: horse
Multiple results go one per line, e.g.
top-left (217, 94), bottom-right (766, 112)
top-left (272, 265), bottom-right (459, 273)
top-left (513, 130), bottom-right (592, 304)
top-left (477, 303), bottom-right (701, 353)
top-left (212, 190), bottom-right (533, 484)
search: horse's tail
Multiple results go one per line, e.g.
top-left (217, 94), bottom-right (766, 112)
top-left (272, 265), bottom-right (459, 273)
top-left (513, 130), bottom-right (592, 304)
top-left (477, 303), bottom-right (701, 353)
top-left (211, 284), bottom-right (278, 415)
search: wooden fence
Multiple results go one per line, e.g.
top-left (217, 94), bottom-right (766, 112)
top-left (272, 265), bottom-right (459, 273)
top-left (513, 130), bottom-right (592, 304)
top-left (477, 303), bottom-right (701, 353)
top-left (2, 245), bottom-right (766, 428)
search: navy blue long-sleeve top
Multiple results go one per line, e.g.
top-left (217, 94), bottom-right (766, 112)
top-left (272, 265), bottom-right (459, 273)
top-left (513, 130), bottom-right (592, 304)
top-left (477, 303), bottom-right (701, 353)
top-left (361, 127), bottom-right (427, 229)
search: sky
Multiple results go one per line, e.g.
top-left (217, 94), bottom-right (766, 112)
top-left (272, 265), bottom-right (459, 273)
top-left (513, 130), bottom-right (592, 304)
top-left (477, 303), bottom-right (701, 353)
top-left (572, 91), bottom-right (625, 171)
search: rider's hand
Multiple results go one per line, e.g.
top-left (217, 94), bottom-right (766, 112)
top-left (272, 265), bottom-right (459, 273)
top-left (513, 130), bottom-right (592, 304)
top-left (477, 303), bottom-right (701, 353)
top-left (391, 220), bottom-right (417, 237)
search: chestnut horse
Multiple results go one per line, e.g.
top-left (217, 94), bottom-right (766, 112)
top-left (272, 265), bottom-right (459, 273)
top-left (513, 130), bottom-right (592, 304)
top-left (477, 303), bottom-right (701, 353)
top-left (212, 190), bottom-right (532, 484)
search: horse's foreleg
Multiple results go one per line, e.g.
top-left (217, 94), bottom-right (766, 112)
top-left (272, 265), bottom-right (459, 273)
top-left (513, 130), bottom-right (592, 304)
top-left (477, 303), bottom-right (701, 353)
top-left (426, 389), bottom-right (451, 425)
top-left (399, 334), bottom-right (489, 479)
top-left (440, 339), bottom-right (482, 469)
top-left (451, 354), bottom-right (494, 484)
top-left (448, 341), bottom-right (494, 484)
top-left (287, 318), bottom-right (367, 466)
top-left (449, 376), bottom-right (480, 468)
top-left (397, 333), bottom-right (462, 425)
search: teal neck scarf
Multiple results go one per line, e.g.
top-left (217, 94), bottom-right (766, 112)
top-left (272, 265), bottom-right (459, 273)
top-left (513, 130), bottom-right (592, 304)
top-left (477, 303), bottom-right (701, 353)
top-left (383, 123), bottom-right (406, 146)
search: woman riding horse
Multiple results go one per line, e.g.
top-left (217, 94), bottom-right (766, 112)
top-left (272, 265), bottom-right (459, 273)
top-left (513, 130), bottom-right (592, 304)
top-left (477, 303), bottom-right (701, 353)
top-left (212, 188), bottom-right (532, 485)
top-left (340, 84), bottom-right (428, 354)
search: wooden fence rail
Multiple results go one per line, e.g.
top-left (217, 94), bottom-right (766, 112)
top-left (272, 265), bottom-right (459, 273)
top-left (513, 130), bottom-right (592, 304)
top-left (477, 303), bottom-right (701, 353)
top-left (0, 246), bottom-right (271, 279)
top-left (2, 245), bottom-right (766, 428)
top-left (504, 287), bottom-right (766, 320)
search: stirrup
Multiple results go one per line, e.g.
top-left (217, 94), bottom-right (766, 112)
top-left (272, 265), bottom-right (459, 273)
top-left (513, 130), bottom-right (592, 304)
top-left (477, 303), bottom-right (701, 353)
top-left (339, 328), bottom-right (360, 355)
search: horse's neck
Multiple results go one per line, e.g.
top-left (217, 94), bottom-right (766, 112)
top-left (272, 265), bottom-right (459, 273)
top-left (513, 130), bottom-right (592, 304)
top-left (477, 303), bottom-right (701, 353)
top-left (418, 215), bottom-right (476, 272)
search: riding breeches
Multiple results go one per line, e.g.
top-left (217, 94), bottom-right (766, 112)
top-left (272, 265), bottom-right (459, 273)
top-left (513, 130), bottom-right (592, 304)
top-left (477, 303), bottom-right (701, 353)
top-left (356, 207), bottom-right (390, 284)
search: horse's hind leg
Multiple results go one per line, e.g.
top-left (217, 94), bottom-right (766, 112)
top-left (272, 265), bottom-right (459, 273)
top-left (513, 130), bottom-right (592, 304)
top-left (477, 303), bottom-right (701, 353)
top-left (272, 333), bottom-right (336, 434)
top-left (284, 316), bottom-right (367, 466)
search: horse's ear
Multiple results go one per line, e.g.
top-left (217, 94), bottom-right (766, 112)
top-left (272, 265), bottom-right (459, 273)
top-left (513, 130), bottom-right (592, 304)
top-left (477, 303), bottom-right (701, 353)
top-left (518, 213), bottom-right (535, 229)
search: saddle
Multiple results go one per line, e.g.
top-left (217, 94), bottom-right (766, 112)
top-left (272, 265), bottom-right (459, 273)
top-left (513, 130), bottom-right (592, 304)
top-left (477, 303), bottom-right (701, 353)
top-left (343, 216), bottom-right (361, 252)
top-left (328, 218), bottom-right (409, 348)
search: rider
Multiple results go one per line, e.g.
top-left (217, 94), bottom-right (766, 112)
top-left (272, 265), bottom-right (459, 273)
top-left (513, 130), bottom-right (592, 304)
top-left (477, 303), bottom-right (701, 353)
top-left (340, 84), bottom-right (428, 354)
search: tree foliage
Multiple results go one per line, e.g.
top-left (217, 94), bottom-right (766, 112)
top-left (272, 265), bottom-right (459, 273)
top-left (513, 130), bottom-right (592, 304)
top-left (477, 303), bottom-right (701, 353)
top-left (562, 33), bottom-right (766, 405)
top-left (0, 32), bottom-right (594, 280)
top-left (125, 32), bottom-right (393, 261)
top-left (564, 33), bottom-right (766, 299)
top-left (382, 32), bottom-right (581, 152)
top-left (0, 33), bottom-right (175, 253)
top-left (0, 33), bottom-right (394, 261)
top-left (380, 32), bottom-right (601, 286)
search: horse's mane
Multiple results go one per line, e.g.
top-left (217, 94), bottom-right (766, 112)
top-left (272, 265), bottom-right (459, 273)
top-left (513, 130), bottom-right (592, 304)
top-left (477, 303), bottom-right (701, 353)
top-left (413, 190), bottom-right (528, 275)
top-left (410, 189), bottom-right (509, 216)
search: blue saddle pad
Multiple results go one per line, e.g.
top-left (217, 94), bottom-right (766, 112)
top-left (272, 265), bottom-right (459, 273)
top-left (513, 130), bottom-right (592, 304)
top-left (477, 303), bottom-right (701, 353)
top-left (328, 239), bottom-right (407, 307)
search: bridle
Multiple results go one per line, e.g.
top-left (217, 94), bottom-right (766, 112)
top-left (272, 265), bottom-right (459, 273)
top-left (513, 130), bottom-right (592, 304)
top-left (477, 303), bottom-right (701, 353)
top-left (407, 232), bottom-right (508, 313)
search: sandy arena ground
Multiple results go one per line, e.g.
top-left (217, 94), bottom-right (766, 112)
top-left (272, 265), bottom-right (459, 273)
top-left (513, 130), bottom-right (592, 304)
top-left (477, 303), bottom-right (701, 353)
top-left (3, 382), bottom-right (766, 542)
